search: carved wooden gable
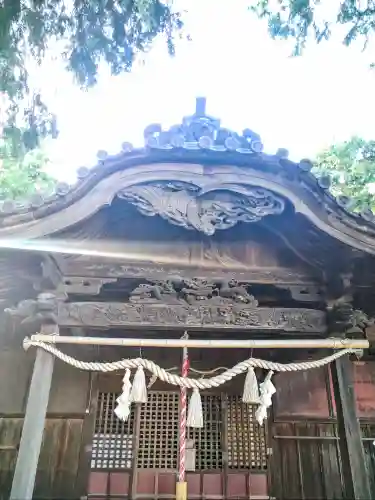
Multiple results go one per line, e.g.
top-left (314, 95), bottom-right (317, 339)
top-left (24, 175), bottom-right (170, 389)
top-left (52, 198), bottom-right (320, 285)
top-left (0, 95), bottom-right (374, 256)
top-left (0, 97), bottom-right (375, 320)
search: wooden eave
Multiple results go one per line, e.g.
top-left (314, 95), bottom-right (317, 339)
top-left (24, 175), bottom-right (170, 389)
top-left (0, 98), bottom-right (373, 308)
top-left (0, 95), bottom-right (373, 257)
top-left (0, 151), bottom-right (373, 256)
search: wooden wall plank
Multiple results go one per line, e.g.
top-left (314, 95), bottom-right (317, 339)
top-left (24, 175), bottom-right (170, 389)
top-left (0, 418), bottom-right (23, 500)
top-left (297, 423), bottom-right (325, 499)
top-left (360, 423), bottom-right (375, 499)
top-left (0, 350), bottom-right (34, 414)
top-left (271, 423), bottom-right (302, 500)
top-left (48, 360), bottom-right (90, 415)
top-left (35, 418), bottom-right (84, 499)
top-left (270, 422), bottom-right (345, 500)
top-left (0, 350), bottom-right (89, 417)
top-left (353, 362), bottom-right (375, 419)
top-left (274, 368), bottom-right (331, 419)
top-left (318, 425), bottom-right (344, 500)
top-left (0, 418), bottom-right (84, 500)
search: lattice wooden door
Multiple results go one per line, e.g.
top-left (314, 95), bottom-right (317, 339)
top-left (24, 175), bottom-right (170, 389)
top-left (87, 390), bottom-right (269, 499)
top-left (88, 391), bottom-right (136, 498)
top-left (187, 394), bottom-right (223, 470)
top-left (227, 395), bottom-right (268, 470)
top-left (224, 395), bottom-right (268, 499)
top-left (137, 391), bottom-right (179, 470)
top-left (134, 391), bottom-right (179, 498)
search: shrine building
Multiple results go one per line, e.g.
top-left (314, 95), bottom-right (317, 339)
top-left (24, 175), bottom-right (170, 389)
top-left (0, 98), bottom-right (375, 500)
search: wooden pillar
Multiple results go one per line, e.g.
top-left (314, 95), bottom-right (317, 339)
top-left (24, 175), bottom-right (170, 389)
top-left (331, 355), bottom-right (371, 500)
top-left (76, 372), bottom-right (99, 497)
top-left (10, 325), bottom-right (57, 500)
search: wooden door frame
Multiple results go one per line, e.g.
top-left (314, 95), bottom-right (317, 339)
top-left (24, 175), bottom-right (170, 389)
top-left (75, 372), bottom-right (99, 498)
top-left (82, 384), bottom-right (270, 499)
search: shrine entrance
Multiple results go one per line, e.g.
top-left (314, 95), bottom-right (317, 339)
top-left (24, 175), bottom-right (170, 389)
top-left (4, 98), bottom-right (375, 500)
top-left (87, 387), bottom-right (269, 499)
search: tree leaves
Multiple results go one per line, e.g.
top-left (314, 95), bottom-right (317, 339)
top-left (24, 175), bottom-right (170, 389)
top-left (313, 136), bottom-right (375, 212)
top-left (0, 0), bottom-right (184, 158)
top-left (250, 0), bottom-right (375, 55)
top-left (0, 136), bottom-right (55, 200)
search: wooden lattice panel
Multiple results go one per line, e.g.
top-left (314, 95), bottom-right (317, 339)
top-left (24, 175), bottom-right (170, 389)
top-left (188, 394), bottom-right (223, 470)
top-left (227, 395), bottom-right (267, 470)
top-left (91, 390), bottom-right (267, 473)
top-left (137, 391), bottom-right (179, 469)
top-left (91, 391), bottom-right (134, 470)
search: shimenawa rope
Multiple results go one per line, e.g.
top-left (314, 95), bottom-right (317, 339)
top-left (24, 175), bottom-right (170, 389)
top-left (23, 337), bottom-right (356, 391)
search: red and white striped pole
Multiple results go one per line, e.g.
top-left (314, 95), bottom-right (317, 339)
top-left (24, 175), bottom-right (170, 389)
top-left (176, 333), bottom-right (189, 500)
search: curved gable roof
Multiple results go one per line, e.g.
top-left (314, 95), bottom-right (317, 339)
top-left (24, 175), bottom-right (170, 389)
top-left (0, 98), bottom-right (374, 255)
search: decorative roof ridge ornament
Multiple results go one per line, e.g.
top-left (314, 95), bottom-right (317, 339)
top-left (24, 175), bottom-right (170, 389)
top-left (143, 97), bottom-right (264, 153)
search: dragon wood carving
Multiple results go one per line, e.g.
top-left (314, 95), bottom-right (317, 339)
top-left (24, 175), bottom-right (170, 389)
top-left (118, 181), bottom-right (285, 235)
top-left (129, 279), bottom-right (258, 306)
top-left (5, 281), bottom-right (326, 332)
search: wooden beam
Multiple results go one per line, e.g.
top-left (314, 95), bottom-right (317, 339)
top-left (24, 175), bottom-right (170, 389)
top-left (57, 258), bottom-right (320, 285)
top-left (331, 356), bottom-right (371, 499)
top-left (10, 325), bottom-right (57, 500)
top-left (55, 301), bottom-right (327, 333)
top-left (29, 333), bottom-right (369, 350)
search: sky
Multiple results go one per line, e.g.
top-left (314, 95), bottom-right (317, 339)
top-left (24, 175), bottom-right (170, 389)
top-left (33, 0), bottom-right (375, 182)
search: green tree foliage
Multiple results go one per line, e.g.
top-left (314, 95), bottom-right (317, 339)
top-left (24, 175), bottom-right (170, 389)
top-left (250, 1), bottom-right (375, 55)
top-left (0, 137), bottom-right (55, 200)
top-left (0, 0), bottom-right (184, 155)
top-left (313, 137), bottom-right (375, 211)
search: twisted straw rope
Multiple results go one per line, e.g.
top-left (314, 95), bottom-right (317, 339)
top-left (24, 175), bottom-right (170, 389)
top-left (24, 338), bottom-right (357, 390)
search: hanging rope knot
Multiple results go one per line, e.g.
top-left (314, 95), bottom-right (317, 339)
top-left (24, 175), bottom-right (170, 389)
top-left (23, 337), bottom-right (31, 351)
top-left (242, 364), bottom-right (260, 404)
top-left (130, 365), bottom-right (147, 404)
top-left (115, 368), bottom-right (132, 422)
top-left (353, 349), bottom-right (364, 359)
top-left (255, 370), bottom-right (276, 426)
top-left (187, 388), bottom-right (203, 428)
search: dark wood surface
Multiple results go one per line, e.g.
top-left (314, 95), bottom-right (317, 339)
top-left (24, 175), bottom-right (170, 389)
top-left (56, 301), bottom-right (327, 332)
top-left (75, 372), bottom-right (99, 498)
top-left (0, 416), bottom-right (84, 500)
top-left (270, 421), bottom-right (344, 499)
top-left (9, 344), bottom-right (55, 500)
top-left (331, 356), bottom-right (371, 500)
top-left (274, 367), bottom-right (332, 419)
top-left (2, 363), bottom-right (375, 500)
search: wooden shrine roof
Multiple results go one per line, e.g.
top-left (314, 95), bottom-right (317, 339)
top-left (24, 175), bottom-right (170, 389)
top-left (0, 98), bottom-right (373, 257)
top-left (1, 98), bottom-right (375, 341)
